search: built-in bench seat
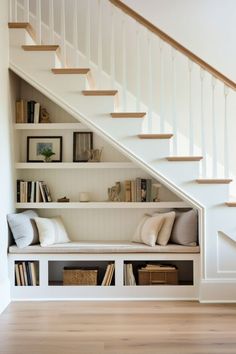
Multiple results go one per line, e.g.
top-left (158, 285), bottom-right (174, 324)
top-left (9, 241), bottom-right (200, 254)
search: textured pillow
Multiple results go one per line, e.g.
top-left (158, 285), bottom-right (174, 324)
top-left (141, 214), bottom-right (165, 247)
top-left (156, 211), bottom-right (176, 246)
top-left (7, 210), bottom-right (39, 248)
top-left (34, 216), bottom-right (70, 247)
top-left (170, 209), bottom-right (198, 246)
top-left (132, 214), bottom-right (151, 244)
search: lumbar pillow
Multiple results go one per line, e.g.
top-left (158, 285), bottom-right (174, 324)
top-left (141, 214), bottom-right (165, 247)
top-left (7, 210), bottom-right (39, 248)
top-left (132, 214), bottom-right (151, 244)
top-left (34, 216), bottom-right (70, 247)
top-left (170, 209), bottom-right (198, 246)
top-left (155, 211), bottom-right (176, 246)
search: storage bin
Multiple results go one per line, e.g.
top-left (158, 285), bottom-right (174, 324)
top-left (63, 267), bottom-right (98, 285)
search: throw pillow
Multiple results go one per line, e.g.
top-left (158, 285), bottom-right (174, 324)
top-left (132, 214), bottom-right (151, 244)
top-left (34, 216), bottom-right (70, 247)
top-left (155, 211), bottom-right (176, 246)
top-left (170, 209), bottom-right (198, 246)
top-left (141, 214), bottom-right (165, 247)
top-left (7, 210), bottom-right (39, 248)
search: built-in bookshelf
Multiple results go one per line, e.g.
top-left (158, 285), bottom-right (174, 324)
top-left (14, 261), bottom-right (39, 286)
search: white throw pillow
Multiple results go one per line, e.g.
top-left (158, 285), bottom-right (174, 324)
top-left (132, 214), bottom-right (151, 244)
top-left (141, 214), bottom-right (165, 247)
top-left (155, 211), bottom-right (176, 246)
top-left (34, 216), bottom-right (70, 247)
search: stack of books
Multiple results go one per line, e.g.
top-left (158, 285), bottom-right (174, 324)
top-left (15, 261), bottom-right (38, 286)
top-left (124, 263), bottom-right (136, 285)
top-left (16, 180), bottom-right (52, 203)
top-left (140, 264), bottom-right (177, 271)
top-left (101, 263), bottom-right (115, 286)
top-left (124, 178), bottom-right (153, 202)
top-left (15, 99), bottom-right (41, 123)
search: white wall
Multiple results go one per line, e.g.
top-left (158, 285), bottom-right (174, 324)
top-left (123, 0), bottom-right (236, 81)
top-left (0, 0), bottom-right (14, 313)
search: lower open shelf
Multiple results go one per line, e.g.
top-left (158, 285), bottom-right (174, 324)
top-left (9, 253), bottom-right (200, 300)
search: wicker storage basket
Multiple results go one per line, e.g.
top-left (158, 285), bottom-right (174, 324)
top-left (63, 267), bottom-right (98, 286)
top-left (138, 267), bottom-right (178, 285)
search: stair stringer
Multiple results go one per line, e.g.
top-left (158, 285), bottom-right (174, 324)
top-left (9, 37), bottom-right (236, 302)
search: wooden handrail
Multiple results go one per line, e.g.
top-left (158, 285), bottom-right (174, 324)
top-left (109, 0), bottom-right (236, 90)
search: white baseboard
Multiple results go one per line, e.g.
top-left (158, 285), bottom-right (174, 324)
top-left (200, 279), bottom-right (236, 303)
top-left (0, 278), bottom-right (10, 314)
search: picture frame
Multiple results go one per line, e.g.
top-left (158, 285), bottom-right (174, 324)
top-left (73, 132), bottom-right (93, 162)
top-left (27, 136), bottom-right (63, 162)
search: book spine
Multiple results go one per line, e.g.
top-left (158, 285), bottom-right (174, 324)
top-left (27, 181), bottom-right (31, 202)
top-left (29, 262), bottom-right (37, 286)
top-left (15, 101), bottom-right (22, 123)
top-left (19, 263), bottom-right (25, 286)
top-left (30, 181), bottom-right (35, 203)
top-left (25, 262), bottom-right (32, 286)
top-left (43, 183), bottom-right (52, 202)
top-left (39, 181), bottom-right (46, 203)
top-left (131, 180), bottom-right (136, 202)
top-left (124, 180), bottom-right (131, 202)
top-left (22, 262), bottom-right (28, 286)
top-left (16, 180), bottom-right (21, 202)
top-left (146, 179), bottom-right (152, 202)
top-left (15, 263), bottom-right (21, 286)
top-left (34, 102), bottom-right (40, 124)
top-left (136, 178), bottom-right (142, 202)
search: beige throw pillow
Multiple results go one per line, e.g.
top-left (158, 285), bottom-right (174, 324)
top-left (34, 216), bottom-right (70, 247)
top-left (155, 211), bottom-right (176, 246)
top-left (132, 214), bottom-right (150, 244)
top-left (141, 214), bottom-right (165, 247)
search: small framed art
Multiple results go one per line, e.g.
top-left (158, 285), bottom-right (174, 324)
top-left (73, 132), bottom-right (93, 162)
top-left (27, 136), bottom-right (63, 162)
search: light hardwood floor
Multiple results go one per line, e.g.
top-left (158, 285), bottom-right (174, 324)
top-left (1, 301), bottom-right (236, 354)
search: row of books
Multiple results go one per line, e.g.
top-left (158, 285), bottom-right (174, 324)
top-left (124, 263), bottom-right (136, 286)
top-left (16, 180), bottom-right (52, 203)
top-left (125, 178), bottom-right (152, 202)
top-left (16, 99), bottom-right (41, 124)
top-left (101, 263), bottom-right (115, 286)
top-left (15, 261), bottom-right (38, 286)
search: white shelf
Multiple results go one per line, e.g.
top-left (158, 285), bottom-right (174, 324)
top-left (15, 162), bottom-right (136, 169)
top-left (14, 123), bottom-right (87, 130)
top-left (15, 202), bottom-right (189, 209)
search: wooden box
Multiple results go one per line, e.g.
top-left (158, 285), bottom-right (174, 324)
top-left (138, 267), bottom-right (178, 285)
top-left (63, 267), bottom-right (98, 286)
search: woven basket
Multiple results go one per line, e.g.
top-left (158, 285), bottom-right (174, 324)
top-left (63, 268), bottom-right (98, 286)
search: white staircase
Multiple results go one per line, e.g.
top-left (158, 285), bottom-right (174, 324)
top-left (8, 0), bottom-right (236, 302)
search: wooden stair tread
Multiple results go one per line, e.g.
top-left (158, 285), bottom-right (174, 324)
top-left (167, 156), bottom-right (203, 162)
top-left (51, 68), bottom-right (90, 74)
top-left (8, 22), bottom-right (30, 29)
top-left (22, 45), bottom-right (59, 51)
top-left (138, 134), bottom-right (173, 139)
top-left (82, 90), bottom-right (118, 96)
top-left (111, 112), bottom-right (146, 118)
top-left (196, 179), bottom-right (233, 184)
top-left (225, 202), bottom-right (236, 207)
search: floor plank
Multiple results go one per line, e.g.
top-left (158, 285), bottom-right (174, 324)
top-left (0, 301), bottom-right (236, 354)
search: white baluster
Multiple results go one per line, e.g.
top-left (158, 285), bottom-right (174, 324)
top-left (147, 33), bottom-right (153, 132)
top-left (211, 76), bottom-right (217, 177)
top-left (60, 0), bottom-right (66, 67)
top-left (86, 0), bottom-right (91, 66)
top-left (171, 48), bottom-right (177, 155)
top-left (110, 7), bottom-right (115, 88)
top-left (200, 68), bottom-right (206, 177)
top-left (14, 0), bottom-right (17, 22)
top-left (188, 60), bottom-right (194, 155)
top-left (36, 0), bottom-right (41, 44)
top-left (24, 0), bottom-right (29, 22)
top-left (159, 40), bottom-right (164, 132)
top-left (136, 24), bottom-right (141, 112)
top-left (122, 18), bottom-right (127, 111)
top-left (49, 0), bottom-right (54, 43)
top-left (224, 85), bottom-right (230, 178)
top-left (73, 0), bottom-right (79, 67)
top-left (9, 0), bottom-right (13, 22)
top-left (97, 0), bottom-right (103, 88)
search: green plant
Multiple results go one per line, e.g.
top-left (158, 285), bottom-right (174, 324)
top-left (40, 147), bottom-right (55, 162)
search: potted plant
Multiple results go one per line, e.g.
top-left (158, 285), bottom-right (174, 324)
top-left (40, 147), bottom-right (55, 162)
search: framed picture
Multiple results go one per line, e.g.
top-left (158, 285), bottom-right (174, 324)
top-left (73, 132), bottom-right (93, 162)
top-left (27, 136), bottom-right (63, 162)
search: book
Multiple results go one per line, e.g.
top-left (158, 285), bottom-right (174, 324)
top-left (22, 262), bottom-right (28, 286)
top-left (131, 180), bottom-right (136, 202)
top-left (39, 181), bottom-right (47, 202)
top-left (146, 179), bottom-right (152, 202)
top-left (35, 181), bottom-right (42, 202)
top-left (27, 100), bottom-right (36, 123)
top-left (136, 177), bottom-right (142, 202)
top-left (102, 264), bottom-right (111, 286)
top-left (15, 263), bottom-right (21, 286)
top-left (25, 262), bottom-right (33, 286)
top-left (16, 180), bottom-right (22, 202)
top-left (29, 262), bottom-right (37, 286)
top-left (19, 263), bottom-right (25, 286)
top-left (125, 180), bottom-right (131, 202)
top-left (34, 102), bottom-right (40, 124)
top-left (15, 99), bottom-right (27, 123)
top-left (42, 182), bottom-right (52, 202)
top-left (106, 263), bottom-right (115, 286)
top-left (30, 181), bottom-right (35, 203)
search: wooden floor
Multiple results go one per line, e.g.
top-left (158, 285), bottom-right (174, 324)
top-left (1, 301), bottom-right (236, 354)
